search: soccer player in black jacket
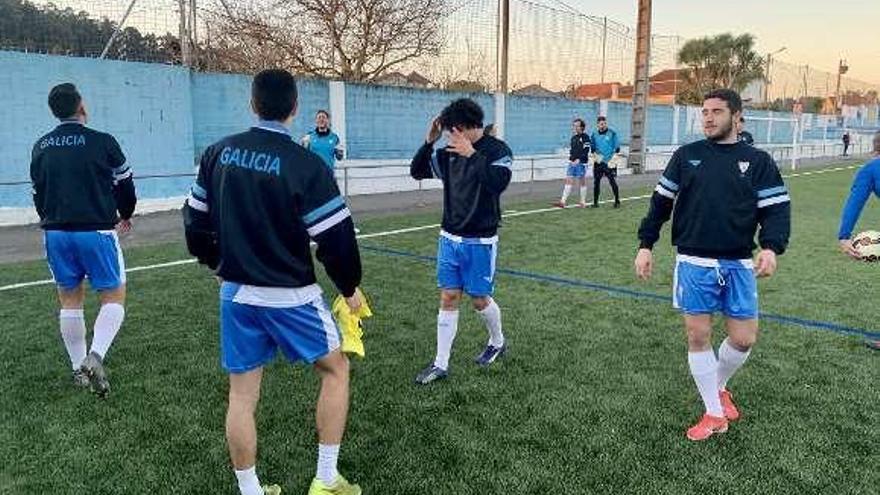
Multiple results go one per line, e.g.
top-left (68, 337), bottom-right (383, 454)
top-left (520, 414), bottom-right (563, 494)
top-left (31, 83), bottom-right (136, 398)
top-left (635, 89), bottom-right (791, 441)
top-left (553, 118), bottom-right (591, 208)
top-left (410, 98), bottom-right (513, 385)
top-left (183, 70), bottom-right (362, 495)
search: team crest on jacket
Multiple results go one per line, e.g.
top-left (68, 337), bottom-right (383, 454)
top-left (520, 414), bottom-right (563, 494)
top-left (688, 160), bottom-right (702, 167)
top-left (738, 161), bottom-right (750, 174)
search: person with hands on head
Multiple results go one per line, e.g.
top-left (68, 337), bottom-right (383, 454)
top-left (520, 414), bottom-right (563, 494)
top-left (410, 98), bottom-right (514, 385)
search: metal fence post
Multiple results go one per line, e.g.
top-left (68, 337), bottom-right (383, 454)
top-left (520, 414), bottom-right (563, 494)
top-left (530, 158), bottom-right (535, 195)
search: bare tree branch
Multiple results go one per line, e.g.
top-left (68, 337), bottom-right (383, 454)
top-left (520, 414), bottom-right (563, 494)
top-left (201, 0), bottom-right (445, 81)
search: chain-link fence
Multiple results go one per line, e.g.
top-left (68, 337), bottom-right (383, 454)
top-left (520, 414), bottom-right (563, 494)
top-left (6, 0), bottom-right (876, 104)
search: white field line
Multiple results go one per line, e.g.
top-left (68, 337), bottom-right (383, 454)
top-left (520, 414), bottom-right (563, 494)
top-left (0, 165), bottom-right (857, 293)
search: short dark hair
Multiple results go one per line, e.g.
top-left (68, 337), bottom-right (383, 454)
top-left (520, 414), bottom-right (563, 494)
top-left (316, 109), bottom-right (330, 118)
top-left (703, 88), bottom-right (743, 114)
top-left (252, 69), bottom-right (298, 121)
top-left (573, 118), bottom-right (586, 129)
top-left (438, 98), bottom-right (484, 131)
top-left (48, 83), bottom-right (82, 119)
top-left (483, 123), bottom-right (495, 136)
top-left (597, 116), bottom-right (607, 122)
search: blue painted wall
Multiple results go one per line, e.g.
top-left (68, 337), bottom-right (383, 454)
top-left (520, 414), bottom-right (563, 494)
top-left (747, 110), bottom-right (772, 144)
top-left (504, 96), bottom-right (599, 155)
top-left (191, 73), bottom-right (329, 158)
top-left (605, 101), bottom-right (633, 145)
top-left (344, 84), bottom-right (494, 159)
top-left (647, 105), bottom-right (674, 147)
top-left (0, 51), bottom-right (194, 207)
top-left (1, 50), bottom-right (866, 209)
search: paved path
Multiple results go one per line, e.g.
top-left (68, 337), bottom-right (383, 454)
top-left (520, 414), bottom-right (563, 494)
top-left (0, 155), bottom-right (862, 264)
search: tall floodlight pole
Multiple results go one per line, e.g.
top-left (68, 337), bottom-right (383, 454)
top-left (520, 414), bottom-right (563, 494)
top-left (179, 0), bottom-right (191, 66)
top-left (627, 0), bottom-right (652, 174)
top-left (835, 59), bottom-right (849, 117)
top-left (763, 47), bottom-right (786, 105)
top-left (600, 17), bottom-right (608, 84)
top-left (190, 0), bottom-right (198, 67)
top-left (498, 0), bottom-right (510, 93)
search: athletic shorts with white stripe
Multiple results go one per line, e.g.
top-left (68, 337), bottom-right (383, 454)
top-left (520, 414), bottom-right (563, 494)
top-left (673, 255), bottom-right (758, 320)
top-left (436, 231), bottom-right (498, 297)
top-left (44, 230), bottom-right (126, 291)
top-left (219, 282), bottom-right (341, 373)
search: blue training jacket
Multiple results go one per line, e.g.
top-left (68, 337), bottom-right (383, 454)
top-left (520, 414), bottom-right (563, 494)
top-left (590, 129), bottom-right (620, 163)
top-left (838, 157), bottom-right (880, 239)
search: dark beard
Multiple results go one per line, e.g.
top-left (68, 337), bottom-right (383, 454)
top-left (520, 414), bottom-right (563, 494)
top-left (707, 120), bottom-right (734, 142)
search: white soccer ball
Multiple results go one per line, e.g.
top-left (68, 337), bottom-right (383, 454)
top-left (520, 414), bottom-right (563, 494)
top-left (852, 230), bottom-right (880, 262)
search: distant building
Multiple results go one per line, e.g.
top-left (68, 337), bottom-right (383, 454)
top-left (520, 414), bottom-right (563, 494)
top-left (572, 69), bottom-right (687, 104)
top-left (375, 71), bottom-right (432, 88)
top-left (511, 84), bottom-right (561, 98)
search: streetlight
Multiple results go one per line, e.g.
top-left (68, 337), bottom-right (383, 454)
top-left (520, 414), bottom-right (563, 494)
top-left (835, 59), bottom-right (849, 117)
top-left (764, 46), bottom-right (787, 105)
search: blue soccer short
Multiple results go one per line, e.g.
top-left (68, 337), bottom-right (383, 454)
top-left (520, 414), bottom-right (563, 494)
top-left (673, 255), bottom-right (759, 320)
top-left (437, 232), bottom-right (498, 297)
top-left (44, 230), bottom-right (126, 291)
top-left (219, 282), bottom-right (341, 374)
top-left (566, 163), bottom-right (587, 178)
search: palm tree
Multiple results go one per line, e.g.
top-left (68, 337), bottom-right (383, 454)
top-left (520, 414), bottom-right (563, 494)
top-left (676, 33), bottom-right (765, 104)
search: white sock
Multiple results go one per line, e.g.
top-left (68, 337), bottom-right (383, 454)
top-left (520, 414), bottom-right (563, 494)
top-left (59, 309), bottom-right (88, 370)
top-left (717, 338), bottom-right (752, 390)
top-left (90, 303), bottom-right (125, 359)
top-left (478, 299), bottom-right (504, 348)
top-left (579, 186), bottom-right (588, 203)
top-left (234, 466), bottom-right (264, 495)
top-left (317, 444), bottom-right (340, 485)
top-left (688, 350), bottom-right (723, 417)
top-left (561, 184), bottom-right (572, 203)
top-left (433, 310), bottom-right (459, 370)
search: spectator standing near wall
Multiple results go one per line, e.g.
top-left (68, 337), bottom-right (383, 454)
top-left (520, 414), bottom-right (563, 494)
top-left (589, 116), bottom-right (621, 208)
top-left (302, 110), bottom-right (344, 171)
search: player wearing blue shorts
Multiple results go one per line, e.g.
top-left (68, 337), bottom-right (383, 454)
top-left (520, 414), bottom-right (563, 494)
top-left (184, 70), bottom-right (363, 495)
top-left (410, 98), bottom-right (513, 385)
top-left (30, 83), bottom-right (136, 397)
top-left (635, 89), bottom-right (791, 441)
top-left (554, 118), bottom-right (592, 208)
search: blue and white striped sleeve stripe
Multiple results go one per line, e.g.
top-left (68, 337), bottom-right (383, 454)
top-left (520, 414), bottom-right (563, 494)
top-left (654, 175), bottom-right (679, 199)
top-left (430, 150), bottom-right (443, 179)
top-left (112, 164), bottom-right (132, 182)
top-left (756, 186), bottom-right (790, 208)
top-left (491, 155), bottom-right (513, 168)
top-left (302, 195), bottom-right (351, 237)
top-left (186, 182), bottom-right (209, 213)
